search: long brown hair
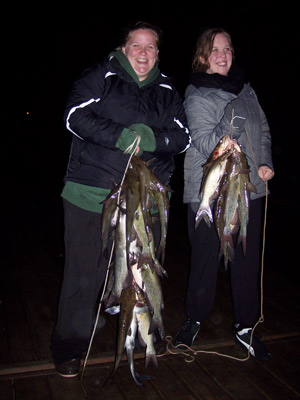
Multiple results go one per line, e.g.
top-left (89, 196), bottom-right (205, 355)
top-left (192, 28), bottom-right (234, 72)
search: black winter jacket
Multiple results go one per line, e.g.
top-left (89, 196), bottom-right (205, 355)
top-left (64, 54), bottom-right (191, 189)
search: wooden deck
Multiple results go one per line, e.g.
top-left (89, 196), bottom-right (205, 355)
top-left (1, 178), bottom-right (300, 400)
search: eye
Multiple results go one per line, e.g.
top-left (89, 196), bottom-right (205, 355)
top-left (147, 44), bottom-right (156, 51)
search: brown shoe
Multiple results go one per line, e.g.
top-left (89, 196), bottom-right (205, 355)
top-left (55, 358), bottom-right (81, 378)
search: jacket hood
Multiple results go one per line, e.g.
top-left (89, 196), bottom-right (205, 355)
top-left (109, 50), bottom-right (161, 88)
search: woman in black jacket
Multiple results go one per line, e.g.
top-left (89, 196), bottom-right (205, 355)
top-left (51, 21), bottom-right (190, 377)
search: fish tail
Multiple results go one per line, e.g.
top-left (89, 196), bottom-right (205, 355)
top-left (195, 207), bottom-right (212, 228)
top-left (145, 352), bottom-right (158, 369)
top-left (223, 241), bottom-right (234, 270)
top-left (237, 234), bottom-right (247, 255)
top-left (126, 346), bottom-right (144, 386)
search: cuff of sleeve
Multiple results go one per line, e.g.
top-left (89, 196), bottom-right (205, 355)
top-left (116, 128), bottom-right (139, 153)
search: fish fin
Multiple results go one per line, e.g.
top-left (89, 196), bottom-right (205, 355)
top-left (149, 319), bottom-right (165, 340)
top-left (247, 182), bottom-right (257, 193)
top-left (104, 292), bottom-right (120, 309)
top-left (153, 259), bottom-right (168, 278)
top-left (138, 254), bottom-right (153, 270)
top-left (239, 168), bottom-right (250, 175)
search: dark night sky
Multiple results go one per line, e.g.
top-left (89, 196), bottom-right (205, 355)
top-left (14, 3), bottom-right (298, 278)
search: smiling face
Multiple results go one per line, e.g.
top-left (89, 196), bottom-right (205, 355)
top-left (122, 29), bottom-right (159, 81)
top-left (206, 33), bottom-right (233, 76)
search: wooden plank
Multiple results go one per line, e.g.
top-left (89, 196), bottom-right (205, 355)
top-left (0, 296), bottom-right (9, 364)
top-left (265, 338), bottom-right (300, 369)
top-left (0, 380), bottom-right (13, 400)
top-left (12, 376), bottom-right (53, 400)
top-left (226, 349), bottom-right (300, 400)
top-left (18, 264), bottom-right (56, 361)
top-left (165, 356), bottom-right (232, 400)
top-left (147, 357), bottom-right (202, 400)
top-left (79, 365), bottom-right (127, 400)
top-left (46, 374), bottom-right (87, 400)
top-left (114, 359), bottom-right (163, 400)
top-left (1, 268), bottom-right (37, 363)
top-left (194, 348), bottom-right (269, 400)
top-left (256, 340), bottom-right (300, 397)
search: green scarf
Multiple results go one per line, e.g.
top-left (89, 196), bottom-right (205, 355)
top-left (110, 49), bottom-right (160, 87)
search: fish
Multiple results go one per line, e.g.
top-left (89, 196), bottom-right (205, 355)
top-left (131, 156), bottom-right (171, 264)
top-left (124, 167), bottom-right (141, 261)
top-left (236, 151), bottom-right (257, 255)
top-left (105, 285), bottom-right (155, 387)
top-left (101, 185), bottom-right (122, 259)
top-left (204, 137), bottom-right (257, 268)
top-left (132, 203), bottom-right (153, 269)
top-left (136, 306), bottom-right (158, 369)
top-left (133, 204), bottom-right (167, 278)
top-left (105, 286), bottom-right (140, 386)
top-left (101, 155), bottom-right (168, 386)
top-left (206, 135), bottom-right (234, 163)
top-left (133, 261), bottom-right (165, 340)
top-left (220, 150), bottom-right (242, 267)
top-left (196, 149), bottom-right (233, 228)
top-left (130, 156), bottom-right (153, 237)
top-left (104, 201), bottom-right (132, 308)
top-left (219, 148), bottom-right (257, 267)
top-left (149, 184), bottom-right (169, 265)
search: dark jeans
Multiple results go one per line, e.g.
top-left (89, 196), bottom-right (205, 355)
top-left (185, 198), bottom-right (263, 328)
top-left (51, 200), bottom-right (109, 364)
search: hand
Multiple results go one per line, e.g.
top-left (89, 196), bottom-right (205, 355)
top-left (116, 124), bottom-right (156, 156)
top-left (258, 166), bottom-right (274, 182)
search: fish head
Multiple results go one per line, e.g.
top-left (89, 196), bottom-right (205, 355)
top-left (210, 135), bottom-right (231, 160)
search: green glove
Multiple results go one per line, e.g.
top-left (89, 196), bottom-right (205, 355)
top-left (116, 123), bottom-right (156, 155)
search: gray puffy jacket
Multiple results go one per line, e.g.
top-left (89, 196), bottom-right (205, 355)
top-left (183, 82), bottom-right (273, 203)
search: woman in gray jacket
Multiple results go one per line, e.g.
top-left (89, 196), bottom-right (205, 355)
top-left (175, 28), bottom-right (274, 360)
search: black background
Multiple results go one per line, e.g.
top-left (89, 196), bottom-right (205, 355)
top-left (12, 2), bottom-right (298, 280)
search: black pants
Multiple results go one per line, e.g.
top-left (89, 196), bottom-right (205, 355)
top-left (51, 200), bottom-right (109, 364)
top-left (185, 198), bottom-right (263, 328)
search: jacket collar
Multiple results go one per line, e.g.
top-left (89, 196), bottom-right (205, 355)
top-left (109, 50), bottom-right (160, 88)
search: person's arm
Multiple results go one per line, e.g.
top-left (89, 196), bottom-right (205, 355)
top-left (64, 64), bottom-right (126, 148)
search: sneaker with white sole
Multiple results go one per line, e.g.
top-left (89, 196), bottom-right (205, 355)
top-left (234, 326), bottom-right (270, 360)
